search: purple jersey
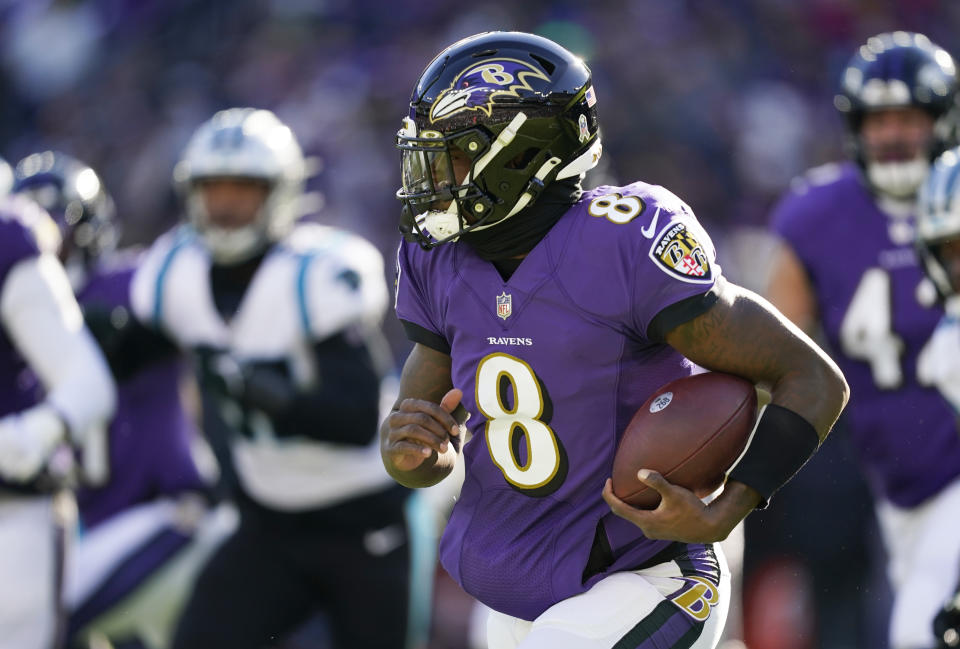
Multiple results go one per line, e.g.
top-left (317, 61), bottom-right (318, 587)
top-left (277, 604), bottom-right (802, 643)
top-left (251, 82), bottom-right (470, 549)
top-left (396, 182), bottom-right (721, 620)
top-left (771, 162), bottom-right (960, 507)
top-left (74, 255), bottom-right (205, 529)
top-left (0, 198), bottom-right (54, 419)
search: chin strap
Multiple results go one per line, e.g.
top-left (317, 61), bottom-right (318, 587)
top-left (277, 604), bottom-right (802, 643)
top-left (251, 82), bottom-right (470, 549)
top-left (501, 156), bottom-right (562, 220)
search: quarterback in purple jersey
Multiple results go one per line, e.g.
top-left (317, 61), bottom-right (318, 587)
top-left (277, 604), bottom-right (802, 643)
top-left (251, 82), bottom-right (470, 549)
top-left (12, 152), bottom-right (225, 649)
top-left (767, 32), bottom-right (960, 649)
top-left (382, 31), bottom-right (848, 649)
top-left (0, 164), bottom-right (115, 649)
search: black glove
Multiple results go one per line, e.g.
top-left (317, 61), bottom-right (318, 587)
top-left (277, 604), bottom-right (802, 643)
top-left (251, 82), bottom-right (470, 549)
top-left (935, 586), bottom-right (960, 648)
top-left (239, 361), bottom-right (298, 416)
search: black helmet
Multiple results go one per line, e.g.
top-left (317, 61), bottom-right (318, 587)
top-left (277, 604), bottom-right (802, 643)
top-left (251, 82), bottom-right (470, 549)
top-left (396, 31), bottom-right (602, 249)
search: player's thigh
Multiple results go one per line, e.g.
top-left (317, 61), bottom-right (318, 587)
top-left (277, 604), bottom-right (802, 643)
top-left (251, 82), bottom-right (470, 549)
top-left (323, 516), bottom-right (414, 647)
top-left (493, 544), bottom-right (729, 649)
top-left (0, 495), bottom-right (62, 649)
top-left (878, 478), bottom-right (960, 649)
top-left (171, 519), bottom-right (314, 649)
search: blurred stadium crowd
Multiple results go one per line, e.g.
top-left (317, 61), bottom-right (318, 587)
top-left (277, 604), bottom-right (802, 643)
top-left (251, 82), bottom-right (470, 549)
top-left (0, 0), bottom-right (950, 263)
top-left (0, 1), bottom-right (958, 648)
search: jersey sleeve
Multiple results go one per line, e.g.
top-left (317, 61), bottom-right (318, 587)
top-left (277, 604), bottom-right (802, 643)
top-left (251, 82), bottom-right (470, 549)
top-left (394, 239), bottom-right (450, 353)
top-left (625, 186), bottom-right (722, 339)
top-left (300, 233), bottom-right (389, 341)
top-left (0, 197), bottom-right (60, 292)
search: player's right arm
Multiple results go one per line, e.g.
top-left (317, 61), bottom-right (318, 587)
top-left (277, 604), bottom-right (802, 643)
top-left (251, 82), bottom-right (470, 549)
top-left (380, 343), bottom-right (463, 488)
top-left (0, 249), bottom-right (116, 483)
top-left (765, 238), bottom-right (819, 334)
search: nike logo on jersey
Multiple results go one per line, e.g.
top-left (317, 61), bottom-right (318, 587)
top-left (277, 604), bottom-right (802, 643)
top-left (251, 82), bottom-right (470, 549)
top-left (363, 524), bottom-right (406, 556)
top-left (641, 207), bottom-right (661, 239)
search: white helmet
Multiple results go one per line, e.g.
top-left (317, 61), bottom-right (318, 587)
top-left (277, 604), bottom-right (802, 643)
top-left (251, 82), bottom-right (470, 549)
top-left (917, 145), bottom-right (960, 298)
top-left (173, 108), bottom-right (306, 263)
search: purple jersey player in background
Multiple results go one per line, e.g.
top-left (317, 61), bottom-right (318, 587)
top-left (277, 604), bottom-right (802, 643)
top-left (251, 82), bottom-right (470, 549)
top-left (381, 31), bottom-right (848, 649)
top-left (766, 32), bottom-right (960, 649)
top-left (11, 152), bottom-right (233, 649)
top-left (0, 162), bottom-right (115, 649)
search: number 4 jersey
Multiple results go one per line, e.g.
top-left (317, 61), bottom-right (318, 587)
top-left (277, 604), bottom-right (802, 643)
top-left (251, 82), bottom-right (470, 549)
top-left (771, 161), bottom-right (960, 508)
top-left (396, 182), bottom-right (723, 620)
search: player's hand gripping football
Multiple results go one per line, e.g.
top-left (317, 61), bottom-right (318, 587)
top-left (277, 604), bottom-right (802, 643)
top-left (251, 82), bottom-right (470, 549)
top-left (383, 388), bottom-right (464, 473)
top-left (603, 470), bottom-right (760, 544)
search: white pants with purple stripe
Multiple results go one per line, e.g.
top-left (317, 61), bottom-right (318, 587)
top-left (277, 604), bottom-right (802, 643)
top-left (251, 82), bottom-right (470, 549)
top-left (485, 543), bottom-right (730, 649)
top-left (877, 476), bottom-right (960, 649)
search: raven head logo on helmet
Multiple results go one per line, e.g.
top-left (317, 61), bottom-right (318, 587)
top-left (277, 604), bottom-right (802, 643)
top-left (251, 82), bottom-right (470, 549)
top-left (835, 32), bottom-right (959, 199)
top-left (396, 31), bottom-right (602, 251)
top-left (429, 58), bottom-right (551, 123)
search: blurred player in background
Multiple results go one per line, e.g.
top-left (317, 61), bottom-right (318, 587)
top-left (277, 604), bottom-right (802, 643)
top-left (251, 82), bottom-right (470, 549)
top-left (131, 107), bottom-right (432, 649)
top-left (915, 145), bottom-right (960, 649)
top-left (766, 31), bottom-right (960, 649)
top-left (0, 156), bottom-right (116, 649)
top-left (382, 31), bottom-right (847, 649)
top-left (12, 151), bottom-right (236, 649)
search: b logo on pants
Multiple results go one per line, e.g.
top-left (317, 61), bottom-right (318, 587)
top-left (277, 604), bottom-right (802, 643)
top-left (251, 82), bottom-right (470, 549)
top-left (671, 576), bottom-right (719, 621)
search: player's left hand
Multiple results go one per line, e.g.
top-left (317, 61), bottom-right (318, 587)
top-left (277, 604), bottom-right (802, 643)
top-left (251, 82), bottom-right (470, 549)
top-left (602, 470), bottom-right (725, 544)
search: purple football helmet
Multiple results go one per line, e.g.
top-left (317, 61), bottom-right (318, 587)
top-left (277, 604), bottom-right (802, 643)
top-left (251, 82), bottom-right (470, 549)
top-left (12, 151), bottom-right (117, 268)
top-left (396, 31), bottom-right (602, 249)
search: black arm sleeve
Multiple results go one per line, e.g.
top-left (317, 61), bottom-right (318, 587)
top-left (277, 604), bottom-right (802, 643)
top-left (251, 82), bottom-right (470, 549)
top-left (242, 333), bottom-right (382, 446)
top-left (83, 305), bottom-right (180, 381)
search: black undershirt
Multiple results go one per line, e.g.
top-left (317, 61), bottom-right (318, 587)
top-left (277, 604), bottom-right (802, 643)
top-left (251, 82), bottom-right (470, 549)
top-left (492, 256), bottom-right (524, 282)
top-left (210, 252), bottom-right (267, 321)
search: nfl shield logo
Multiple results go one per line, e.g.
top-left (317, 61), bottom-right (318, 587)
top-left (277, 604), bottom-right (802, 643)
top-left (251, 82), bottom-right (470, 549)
top-left (496, 292), bottom-right (512, 320)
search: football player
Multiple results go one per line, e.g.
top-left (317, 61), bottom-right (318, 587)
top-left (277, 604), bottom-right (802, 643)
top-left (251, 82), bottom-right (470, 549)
top-left (766, 32), bottom-right (960, 649)
top-left (916, 144), bottom-right (960, 649)
top-left (0, 157), bottom-right (116, 649)
top-left (382, 31), bottom-right (848, 649)
top-left (131, 108), bottom-right (432, 649)
top-left (11, 151), bottom-right (234, 649)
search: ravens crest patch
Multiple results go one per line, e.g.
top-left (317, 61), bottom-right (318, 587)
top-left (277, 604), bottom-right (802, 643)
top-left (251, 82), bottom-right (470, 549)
top-left (648, 222), bottom-right (713, 283)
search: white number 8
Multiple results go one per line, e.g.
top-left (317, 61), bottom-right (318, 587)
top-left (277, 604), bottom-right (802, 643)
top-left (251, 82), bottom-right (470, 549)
top-left (588, 193), bottom-right (644, 224)
top-left (476, 353), bottom-right (562, 491)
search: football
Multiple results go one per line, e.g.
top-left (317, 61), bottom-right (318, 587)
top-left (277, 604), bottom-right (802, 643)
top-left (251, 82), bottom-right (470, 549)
top-left (611, 372), bottom-right (758, 509)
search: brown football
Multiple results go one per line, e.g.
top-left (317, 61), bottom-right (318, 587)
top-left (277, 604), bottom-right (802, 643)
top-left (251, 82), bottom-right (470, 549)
top-left (611, 372), bottom-right (758, 509)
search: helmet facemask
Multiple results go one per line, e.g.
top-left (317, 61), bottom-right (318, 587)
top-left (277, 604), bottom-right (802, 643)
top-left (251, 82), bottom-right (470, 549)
top-left (184, 178), bottom-right (277, 264)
